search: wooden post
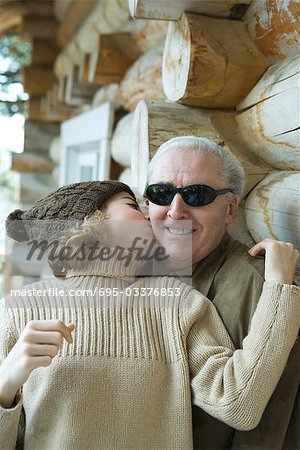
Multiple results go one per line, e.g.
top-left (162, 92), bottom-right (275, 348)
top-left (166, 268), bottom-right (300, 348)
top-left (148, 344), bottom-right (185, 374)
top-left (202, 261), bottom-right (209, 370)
top-left (120, 43), bottom-right (165, 111)
top-left (244, 0), bottom-right (300, 60)
top-left (163, 13), bottom-right (268, 108)
top-left (245, 171), bottom-right (300, 249)
top-left (236, 55), bottom-right (300, 170)
top-left (129, 0), bottom-right (251, 20)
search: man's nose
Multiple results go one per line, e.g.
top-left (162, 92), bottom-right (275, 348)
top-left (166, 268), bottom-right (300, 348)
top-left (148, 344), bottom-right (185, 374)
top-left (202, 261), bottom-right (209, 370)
top-left (167, 193), bottom-right (189, 219)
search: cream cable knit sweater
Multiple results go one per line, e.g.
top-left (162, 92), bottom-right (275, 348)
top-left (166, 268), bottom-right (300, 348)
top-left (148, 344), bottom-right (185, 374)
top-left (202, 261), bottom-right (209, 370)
top-left (0, 255), bottom-right (299, 450)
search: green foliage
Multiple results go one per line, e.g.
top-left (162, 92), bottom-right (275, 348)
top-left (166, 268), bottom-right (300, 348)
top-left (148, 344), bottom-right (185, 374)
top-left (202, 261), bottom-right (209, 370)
top-left (0, 32), bottom-right (32, 116)
top-left (0, 152), bottom-right (19, 202)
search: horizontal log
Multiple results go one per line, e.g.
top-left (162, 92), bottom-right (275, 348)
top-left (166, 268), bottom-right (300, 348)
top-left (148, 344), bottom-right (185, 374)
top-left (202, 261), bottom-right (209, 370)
top-left (118, 167), bottom-right (132, 186)
top-left (131, 100), bottom-right (272, 195)
top-left (130, 100), bottom-right (215, 194)
top-left (227, 200), bottom-right (256, 247)
top-left (111, 112), bottom-right (134, 167)
top-left (120, 42), bottom-right (165, 111)
top-left (84, 34), bottom-right (140, 85)
top-left (236, 55), bottom-right (300, 170)
top-left (92, 0), bottom-right (132, 34)
top-left (54, 0), bottom-right (73, 21)
top-left (92, 84), bottom-right (123, 109)
top-left (49, 136), bottom-right (61, 164)
top-left (40, 94), bottom-right (74, 123)
top-left (129, 19), bottom-right (169, 53)
top-left (211, 111), bottom-right (271, 194)
top-left (28, 97), bottom-right (43, 121)
top-left (11, 152), bottom-right (55, 173)
top-left (31, 39), bottom-right (59, 66)
top-left (0, 7), bottom-right (23, 33)
top-left (244, 0), bottom-right (300, 60)
top-left (21, 15), bottom-right (58, 40)
top-left (129, 0), bottom-right (251, 20)
top-left (163, 13), bottom-right (268, 108)
top-left (24, 120), bottom-right (60, 154)
top-left (20, 173), bottom-right (58, 205)
top-left (57, 0), bottom-right (97, 47)
top-left (17, 1), bottom-right (54, 17)
top-left (22, 66), bottom-right (55, 96)
top-left (245, 171), bottom-right (300, 249)
top-left (0, 1), bottom-right (54, 34)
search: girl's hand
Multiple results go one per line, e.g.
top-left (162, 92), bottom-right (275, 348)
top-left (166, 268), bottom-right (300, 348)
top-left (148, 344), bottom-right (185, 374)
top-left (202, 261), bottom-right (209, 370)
top-left (0, 320), bottom-right (75, 408)
top-left (249, 239), bottom-right (299, 284)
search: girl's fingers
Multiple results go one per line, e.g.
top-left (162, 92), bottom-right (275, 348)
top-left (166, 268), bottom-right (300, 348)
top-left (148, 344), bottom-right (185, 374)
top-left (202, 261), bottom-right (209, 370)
top-left (26, 320), bottom-right (74, 344)
top-left (24, 344), bottom-right (60, 358)
top-left (24, 330), bottom-right (63, 347)
top-left (67, 323), bottom-right (76, 333)
top-left (248, 242), bottom-right (266, 256)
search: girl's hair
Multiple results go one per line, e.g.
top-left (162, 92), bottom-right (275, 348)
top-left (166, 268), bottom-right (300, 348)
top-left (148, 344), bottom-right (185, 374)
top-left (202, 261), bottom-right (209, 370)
top-left (48, 210), bottom-right (109, 277)
top-left (147, 136), bottom-right (245, 198)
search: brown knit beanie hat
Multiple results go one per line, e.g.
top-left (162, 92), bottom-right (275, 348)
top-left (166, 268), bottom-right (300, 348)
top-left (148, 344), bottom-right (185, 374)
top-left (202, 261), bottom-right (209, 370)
top-left (6, 180), bottom-right (136, 243)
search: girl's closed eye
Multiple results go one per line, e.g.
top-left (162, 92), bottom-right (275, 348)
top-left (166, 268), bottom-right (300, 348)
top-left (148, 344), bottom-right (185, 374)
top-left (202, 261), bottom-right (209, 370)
top-left (127, 203), bottom-right (140, 210)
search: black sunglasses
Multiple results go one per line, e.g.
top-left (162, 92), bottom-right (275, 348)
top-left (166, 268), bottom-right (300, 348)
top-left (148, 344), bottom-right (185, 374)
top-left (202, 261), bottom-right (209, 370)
top-left (145, 184), bottom-right (234, 207)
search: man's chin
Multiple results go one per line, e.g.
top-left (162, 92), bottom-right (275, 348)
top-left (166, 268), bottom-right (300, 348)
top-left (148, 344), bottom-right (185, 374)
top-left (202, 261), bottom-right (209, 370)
top-left (162, 246), bottom-right (193, 270)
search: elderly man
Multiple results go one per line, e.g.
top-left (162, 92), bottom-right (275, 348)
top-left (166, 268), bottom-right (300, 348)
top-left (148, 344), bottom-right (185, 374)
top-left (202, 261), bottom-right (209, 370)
top-left (145, 136), bottom-right (299, 450)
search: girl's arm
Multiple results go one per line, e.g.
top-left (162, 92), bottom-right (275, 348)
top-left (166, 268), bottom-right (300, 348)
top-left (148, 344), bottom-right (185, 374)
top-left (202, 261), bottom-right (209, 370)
top-left (0, 309), bottom-right (75, 450)
top-left (185, 239), bottom-right (299, 430)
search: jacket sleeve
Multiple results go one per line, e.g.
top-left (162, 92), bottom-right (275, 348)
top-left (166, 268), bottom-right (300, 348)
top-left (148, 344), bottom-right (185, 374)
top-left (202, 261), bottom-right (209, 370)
top-left (0, 300), bottom-right (24, 450)
top-left (184, 281), bottom-right (300, 431)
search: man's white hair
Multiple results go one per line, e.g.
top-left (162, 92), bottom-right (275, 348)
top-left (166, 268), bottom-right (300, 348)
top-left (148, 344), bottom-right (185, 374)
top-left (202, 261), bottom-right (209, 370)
top-left (147, 136), bottom-right (245, 198)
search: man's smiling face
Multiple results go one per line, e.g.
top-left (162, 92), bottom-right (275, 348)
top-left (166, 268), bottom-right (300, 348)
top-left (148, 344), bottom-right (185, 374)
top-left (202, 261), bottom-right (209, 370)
top-left (148, 147), bottom-right (239, 266)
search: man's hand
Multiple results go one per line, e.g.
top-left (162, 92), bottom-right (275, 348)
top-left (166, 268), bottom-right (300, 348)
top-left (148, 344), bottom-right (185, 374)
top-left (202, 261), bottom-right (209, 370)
top-left (249, 239), bottom-right (299, 284)
top-left (0, 320), bottom-right (75, 409)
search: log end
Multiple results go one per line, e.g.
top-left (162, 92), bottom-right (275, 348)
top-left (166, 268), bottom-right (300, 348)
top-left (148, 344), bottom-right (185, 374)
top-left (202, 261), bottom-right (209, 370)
top-left (128, 0), bottom-right (137, 18)
top-left (131, 100), bottom-right (150, 195)
top-left (162, 18), bottom-right (190, 102)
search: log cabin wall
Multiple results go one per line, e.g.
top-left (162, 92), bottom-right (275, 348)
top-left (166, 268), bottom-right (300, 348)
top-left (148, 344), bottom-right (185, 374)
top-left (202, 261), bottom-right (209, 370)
top-left (1, 0), bottom-right (299, 276)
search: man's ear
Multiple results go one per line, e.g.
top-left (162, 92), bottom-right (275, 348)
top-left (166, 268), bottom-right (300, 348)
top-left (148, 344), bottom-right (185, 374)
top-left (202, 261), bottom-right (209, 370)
top-left (225, 195), bottom-right (239, 225)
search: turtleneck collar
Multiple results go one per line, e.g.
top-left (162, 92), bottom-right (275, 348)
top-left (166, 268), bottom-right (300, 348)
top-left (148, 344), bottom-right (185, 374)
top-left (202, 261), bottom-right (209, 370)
top-left (64, 243), bottom-right (144, 282)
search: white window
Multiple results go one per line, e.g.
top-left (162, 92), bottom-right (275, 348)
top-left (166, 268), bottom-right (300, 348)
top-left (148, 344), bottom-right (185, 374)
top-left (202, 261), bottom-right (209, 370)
top-left (60, 102), bottom-right (114, 185)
